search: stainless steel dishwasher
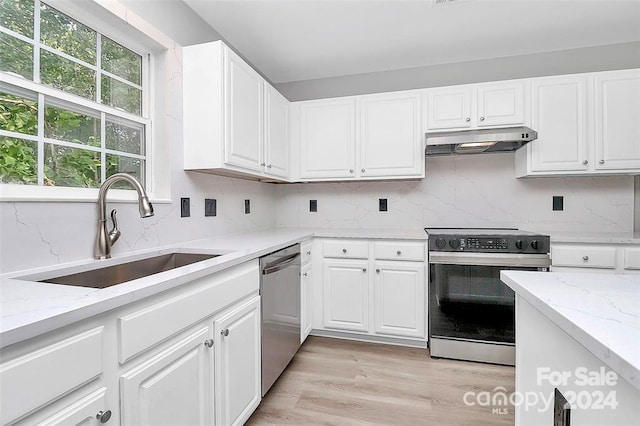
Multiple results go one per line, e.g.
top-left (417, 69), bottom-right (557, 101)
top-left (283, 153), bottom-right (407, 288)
top-left (259, 243), bottom-right (301, 396)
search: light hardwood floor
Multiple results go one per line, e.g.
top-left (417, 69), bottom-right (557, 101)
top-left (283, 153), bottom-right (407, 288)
top-left (248, 336), bottom-right (515, 425)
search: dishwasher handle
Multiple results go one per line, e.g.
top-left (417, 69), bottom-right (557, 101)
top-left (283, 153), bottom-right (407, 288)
top-left (262, 253), bottom-right (300, 275)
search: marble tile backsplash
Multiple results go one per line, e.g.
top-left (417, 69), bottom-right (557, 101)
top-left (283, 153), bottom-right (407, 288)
top-left (275, 153), bottom-right (635, 234)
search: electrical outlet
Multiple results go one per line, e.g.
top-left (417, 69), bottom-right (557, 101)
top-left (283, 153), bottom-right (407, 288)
top-left (244, 199), bottom-right (250, 214)
top-left (553, 196), bottom-right (564, 211)
top-left (205, 199), bottom-right (216, 217)
top-left (180, 197), bottom-right (190, 217)
top-left (310, 199), bottom-right (317, 212)
top-left (379, 198), bottom-right (388, 212)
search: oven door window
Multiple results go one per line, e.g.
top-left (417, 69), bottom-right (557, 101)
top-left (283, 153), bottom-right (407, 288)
top-left (429, 264), bottom-right (534, 344)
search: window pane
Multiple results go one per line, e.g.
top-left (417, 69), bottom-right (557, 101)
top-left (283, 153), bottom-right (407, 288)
top-left (0, 90), bottom-right (38, 135)
top-left (40, 3), bottom-right (96, 65)
top-left (40, 50), bottom-right (96, 100)
top-left (0, 136), bottom-right (37, 184)
top-left (44, 143), bottom-right (100, 187)
top-left (0, 0), bottom-right (34, 38)
top-left (106, 154), bottom-right (143, 188)
top-left (106, 119), bottom-right (142, 155)
top-left (101, 36), bottom-right (141, 85)
top-left (0, 33), bottom-right (34, 79)
top-left (101, 76), bottom-right (141, 115)
top-left (45, 104), bottom-right (100, 147)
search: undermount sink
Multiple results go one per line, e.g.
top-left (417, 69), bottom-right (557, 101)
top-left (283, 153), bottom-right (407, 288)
top-left (40, 252), bottom-right (220, 289)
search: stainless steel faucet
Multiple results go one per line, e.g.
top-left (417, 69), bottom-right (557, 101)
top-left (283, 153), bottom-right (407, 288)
top-left (95, 173), bottom-right (154, 259)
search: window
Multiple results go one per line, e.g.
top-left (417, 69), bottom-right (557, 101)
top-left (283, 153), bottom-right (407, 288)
top-left (0, 0), bottom-right (149, 190)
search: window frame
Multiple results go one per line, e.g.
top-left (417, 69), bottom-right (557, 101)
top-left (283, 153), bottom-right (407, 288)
top-left (0, 0), bottom-right (170, 203)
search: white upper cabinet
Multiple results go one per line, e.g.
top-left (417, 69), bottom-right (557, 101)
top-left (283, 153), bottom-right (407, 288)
top-left (425, 81), bottom-right (527, 130)
top-left (426, 86), bottom-right (472, 129)
top-left (183, 41), bottom-right (290, 181)
top-left (264, 83), bottom-right (290, 178)
top-left (516, 69), bottom-right (640, 177)
top-left (298, 98), bottom-right (357, 179)
top-left (359, 91), bottom-right (424, 178)
top-left (594, 69), bottom-right (640, 170)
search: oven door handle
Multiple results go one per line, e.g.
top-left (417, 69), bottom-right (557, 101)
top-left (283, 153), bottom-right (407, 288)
top-left (429, 252), bottom-right (551, 268)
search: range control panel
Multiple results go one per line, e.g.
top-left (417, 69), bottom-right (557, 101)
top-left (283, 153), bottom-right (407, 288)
top-left (427, 231), bottom-right (550, 254)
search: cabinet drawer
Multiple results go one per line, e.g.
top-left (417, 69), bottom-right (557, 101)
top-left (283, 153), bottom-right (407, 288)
top-left (551, 245), bottom-right (616, 269)
top-left (0, 328), bottom-right (104, 425)
top-left (323, 240), bottom-right (369, 259)
top-left (373, 241), bottom-right (425, 262)
top-left (624, 248), bottom-right (640, 270)
top-left (301, 240), bottom-right (313, 265)
top-left (118, 260), bottom-right (258, 364)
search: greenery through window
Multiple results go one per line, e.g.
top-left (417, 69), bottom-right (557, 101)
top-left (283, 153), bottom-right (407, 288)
top-left (0, 0), bottom-right (147, 189)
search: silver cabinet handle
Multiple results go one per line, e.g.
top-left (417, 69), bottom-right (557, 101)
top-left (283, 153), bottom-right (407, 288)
top-left (465, 117), bottom-right (471, 122)
top-left (479, 116), bottom-right (485, 121)
top-left (267, 164), bottom-right (272, 168)
top-left (599, 160), bottom-right (605, 164)
top-left (307, 250), bottom-right (311, 255)
top-left (362, 268), bottom-right (367, 272)
top-left (376, 268), bottom-right (380, 273)
top-left (342, 248), bottom-right (347, 253)
top-left (204, 339), bottom-right (214, 348)
top-left (583, 160), bottom-right (588, 165)
top-left (361, 168), bottom-right (365, 173)
top-left (260, 162), bottom-right (265, 166)
top-left (303, 272), bottom-right (308, 277)
top-left (396, 250), bottom-right (401, 255)
top-left (221, 329), bottom-right (229, 337)
top-left (96, 410), bottom-right (112, 424)
top-left (583, 256), bottom-right (589, 261)
top-left (349, 169), bottom-right (354, 173)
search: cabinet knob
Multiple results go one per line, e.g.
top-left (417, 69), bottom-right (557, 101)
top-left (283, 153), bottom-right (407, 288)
top-left (303, 272), bottom-right (308, 277)
top-left (306, 250), bottom-right (311, 255)
top-left (96, 410), bottom-right (112, 424)
top-left (260, 162), bottom-right (265, 167)
top-left (349, 169), bottom-right (354, 173)
top-left (465, 117), bottom-right (471, 122)
top-left (479, 116), bottom-right (485, 121)
top-left (362, 268), bottom-right (367, 272)
top-left (599, 160), bottom-right (605, 164)
top-left (342, 248), bottom-right (347, 253)
top-left (376, 268), bottom-right (380, 273)
top-left (361, 168), bottom-right (365, 173)
top-left (204, 338), bottom-right (214, 348)
top-left (221, 329), bottom-right (229, 337)
top-left (396, 250), bottom-right (402, 255)
top-left (583, 160), bottom-right (588, 165)
top-left (267, 164), bottom-right (272, 168)
top-left (583, 256), bottom-right (589, 261)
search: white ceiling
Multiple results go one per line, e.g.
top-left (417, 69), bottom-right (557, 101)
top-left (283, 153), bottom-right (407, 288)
top-left (184, 0), bottom-right (640, 84)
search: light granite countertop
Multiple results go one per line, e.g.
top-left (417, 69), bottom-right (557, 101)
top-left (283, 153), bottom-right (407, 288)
top-left (550, 231), bottom-right (640, 245)
top-left (0, 227), bottom-right (426, 348)
top-left (501, 270), bottom-right (640, 391)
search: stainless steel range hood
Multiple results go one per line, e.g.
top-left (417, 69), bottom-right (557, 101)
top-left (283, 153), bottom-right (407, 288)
top-left (425, 126), bottom-right (537, 156)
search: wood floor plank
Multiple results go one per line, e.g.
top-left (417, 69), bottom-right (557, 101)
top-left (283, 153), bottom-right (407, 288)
top-left (248, 336), bottom-right (515, 425)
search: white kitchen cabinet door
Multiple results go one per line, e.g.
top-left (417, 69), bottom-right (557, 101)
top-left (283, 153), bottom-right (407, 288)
top-left (300, 262), bottom-right (313, 344)
top-left (225, 47), bottom-right (264, 173)
top-left (214, 296), bottom-right (261, 426)
top-left (373, 261), bottom-right (426, 339)
top-left (594, 69), bottom-right (640, 171)
top-left (359, 92), bottom-right (424, 178)
top-left (120, 326), bottom-right (214, 426)
top-left (426, 86), bottom-right (472, 130)
top-left (264, 83), bottom-right (290, 179)
top-left (477, 81), bottom-right (526, 127)
top-left (529, 75), bottom-right (589, 172)
top-left (35, 388), bottom-right (110, 426)
top-left (299, 98), bottom-right (356, 179)
top-left (323, 259), bottom-right (369, 332)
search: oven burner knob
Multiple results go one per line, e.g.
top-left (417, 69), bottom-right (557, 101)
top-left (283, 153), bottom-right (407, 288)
top-left (449, 239), bottom-right (461, 249)
top-left (435, 238), bottom-right (446, 249)
top-left (515, 239), bottom-right (525, 250)
top-left (531, 240), bottom-right (539, 250)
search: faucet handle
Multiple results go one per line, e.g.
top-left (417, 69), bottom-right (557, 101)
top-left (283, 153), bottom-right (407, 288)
top-left (108, 209), bottom-right (121, 245)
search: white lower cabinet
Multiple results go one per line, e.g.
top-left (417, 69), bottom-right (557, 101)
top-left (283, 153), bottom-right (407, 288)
top-left (373, 261), bottom-right (426, 339)
top-left (551, 242), bottom-right (640, 274)
top-left (213, 296), bottom-right (261, 426)
top-left (300, 262), bottom-right (313, 343)
top-left (323, 259), bottom-right (370, 332)
top-left (318, 239), bottom-right (427, 345)
top-left (36, 388), bottom-right (110, 426)
top-left (120, 326), bottom-right (214, 426)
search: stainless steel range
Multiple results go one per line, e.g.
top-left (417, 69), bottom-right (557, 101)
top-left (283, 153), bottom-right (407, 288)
top-left (425, 228), bottom-right (551, 365)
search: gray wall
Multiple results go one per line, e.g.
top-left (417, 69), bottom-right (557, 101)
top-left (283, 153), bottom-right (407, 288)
top-left (275, 42), bottom-right (640, 101)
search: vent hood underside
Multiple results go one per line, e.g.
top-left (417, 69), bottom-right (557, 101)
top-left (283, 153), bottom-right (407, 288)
top-left (425, 126), bottom-right (537, 156)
